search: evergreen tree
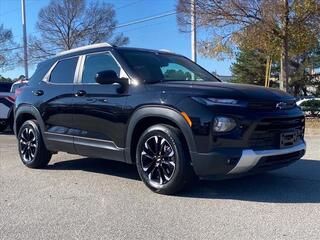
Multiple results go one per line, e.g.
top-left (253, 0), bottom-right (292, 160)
top-left (0, 75), bottom-right (12, 83)
top-left (231, 49), bottom-right (267, 86)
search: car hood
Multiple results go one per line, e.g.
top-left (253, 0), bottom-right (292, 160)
top-left (164, 81), bottom-right (294, 101)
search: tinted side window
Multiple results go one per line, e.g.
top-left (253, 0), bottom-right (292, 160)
top-left (29, 60), bottom-right (54, 83)
top-left (50, 57), bottom-right (78, 84)
top-left (82, 53), bottom-right (120, 84)
top-left (0, 83), bottom-right (12, 92)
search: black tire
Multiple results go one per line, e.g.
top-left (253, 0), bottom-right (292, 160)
top-left (136, 124), bottom-right (194, 195)
top-left (0, 121), bottom-right (7, 132)
top-left (18, 120), bottom-right (52, 168)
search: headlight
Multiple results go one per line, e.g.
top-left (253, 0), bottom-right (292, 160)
top-left (192, 97), bottom-right (247, 107)
top-left (213, 117), bottom-right (237, 132)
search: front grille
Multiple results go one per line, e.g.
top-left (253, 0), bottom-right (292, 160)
top-left (256, 150), bottom-right (305, 169)
top-left (248, 100), bottom-right (296, 111)
top-left (249, 116), bottom-right (305, 150)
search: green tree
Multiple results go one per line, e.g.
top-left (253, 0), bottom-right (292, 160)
top-left (177, 0), bottom-right (320, 92)
top-left (0, 75), bottom-right (12, 83)
top-left (231, 48), bottom-right (280, 87)
top-left (231, 49), bottom-right (266, 86)
top-left (290, 43), bottom-right (320, 96)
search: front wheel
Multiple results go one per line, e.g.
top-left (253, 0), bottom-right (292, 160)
top-left (136, 124), bottom-right (194, 195)
top-left (18, 120), bottom-right (52, 168)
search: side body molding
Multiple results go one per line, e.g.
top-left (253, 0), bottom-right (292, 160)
top-left (124, 106), bottom-right (196, 164)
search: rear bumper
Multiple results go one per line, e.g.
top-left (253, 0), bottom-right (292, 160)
top-left (191, 142), bottom-right (306, 178)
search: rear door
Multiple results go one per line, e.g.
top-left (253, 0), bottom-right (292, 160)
top-left (73, 52), bottom-right (129, 161)
top-left (40, 56), bottom-right (79, 153)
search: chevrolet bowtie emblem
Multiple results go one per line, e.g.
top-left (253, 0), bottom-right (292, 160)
top-left (276, 102), bottom-right (287, 109)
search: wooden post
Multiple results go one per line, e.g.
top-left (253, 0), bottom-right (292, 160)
top-left (268, 59), bottom-right (272, 87)
top-left (265, 56), bottom-right (270, 87)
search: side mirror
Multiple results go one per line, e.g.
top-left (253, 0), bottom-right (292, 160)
top-left (95, 70), bottom-right (119, 85)
top-left (95, 70), bottom-right (129, 93)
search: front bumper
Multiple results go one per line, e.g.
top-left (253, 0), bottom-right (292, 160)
top-left (191, 142), bottom-right (306, 178)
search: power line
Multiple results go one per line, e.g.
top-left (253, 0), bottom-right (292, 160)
top-left (115, 11), bottom-right (176, 29)
top-left (14, 10), bottom-right (177, 36)
top-left (0, 46), bottom-right (23, 51)
top-left (115, 0), bottom-right (145, 10)
top-left (116, 19), bottom-right (173, 34)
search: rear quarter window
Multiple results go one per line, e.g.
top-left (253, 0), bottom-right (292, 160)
top-left (0, 83), bottom-right (12, 92)
top-left (49, 57), bottom-right (78, 84)
top-left (28, 61), bottom-right (55, 84)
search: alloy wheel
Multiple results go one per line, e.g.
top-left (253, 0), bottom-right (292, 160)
top-left (140, 135), bottom-right (176, 185)
top-left (19, 127), bottom-right (38, 163)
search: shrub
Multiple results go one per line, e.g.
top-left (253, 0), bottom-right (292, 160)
top-left (300, 100), bottom-right (320, 117)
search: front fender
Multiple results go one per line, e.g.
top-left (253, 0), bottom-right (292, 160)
top-left (124, 106), bottom-right (196, 164)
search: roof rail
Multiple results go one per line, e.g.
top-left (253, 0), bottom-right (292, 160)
top-left (159, 49), bottom-right (173, 53)
top-left (56, 42), bottom-right (112, 56)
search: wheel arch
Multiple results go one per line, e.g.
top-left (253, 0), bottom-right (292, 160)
top-left (14, 105), bottom-right (46, 140)
top-left (125, 106), bottom-right (196, 164)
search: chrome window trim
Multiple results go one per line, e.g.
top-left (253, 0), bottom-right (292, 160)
top-left (75, 55), bottom-right (85, 84)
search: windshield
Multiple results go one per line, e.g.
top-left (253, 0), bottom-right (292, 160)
top-left (118, 50), bottom-right (219, 83)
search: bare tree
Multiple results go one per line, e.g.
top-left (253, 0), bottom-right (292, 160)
top-left (29, 0), bottom-right (129, 63)
top-left (0, 24), bottom-right (17, 71)
top-left (177, 0), bottom-right (320, 92)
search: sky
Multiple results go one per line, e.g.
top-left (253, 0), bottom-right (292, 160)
top-left (0, 0), bottom-right (234, 79)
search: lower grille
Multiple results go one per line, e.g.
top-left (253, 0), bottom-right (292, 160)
top-left (249, 116), bottom-right (305, 150)
top-left (256, 150), bottom-right (305, 169)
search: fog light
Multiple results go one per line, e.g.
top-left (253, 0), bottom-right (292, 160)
top-left (213, 117), bottom-right (237, 132)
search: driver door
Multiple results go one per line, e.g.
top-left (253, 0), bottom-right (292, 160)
top-left (73, 52), bottom-right (128, 161)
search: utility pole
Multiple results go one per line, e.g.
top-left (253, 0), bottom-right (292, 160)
top-left (21, 0), bottom-right (28, 79)
top-left (191, 0), bottom-right (197, 62)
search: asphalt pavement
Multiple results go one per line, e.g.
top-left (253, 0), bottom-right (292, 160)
top-left (0, 133), bottom-right (320, 240)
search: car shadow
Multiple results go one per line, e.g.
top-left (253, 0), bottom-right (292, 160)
top-left (177, 159), bottom-right (320, 203)
top-left (47, 158), bottom-right (140, 181)
top-left (0, 128), bottom-right (14, 135)
top-left (47, 158), bottom-right (320, 203)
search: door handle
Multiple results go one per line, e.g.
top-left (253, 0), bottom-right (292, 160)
top-left (75, 90), bottom-right (87, 97)
top-left (33, 90), bottom-right (44, 96)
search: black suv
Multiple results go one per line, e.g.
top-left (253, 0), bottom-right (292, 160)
top-left (14, 43), bottom-right (306, 194)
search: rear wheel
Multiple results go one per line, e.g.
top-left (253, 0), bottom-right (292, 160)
top-left (136, 124), bottom-right (194, 195)
top-left (18, 120), bottom-right (52, 168)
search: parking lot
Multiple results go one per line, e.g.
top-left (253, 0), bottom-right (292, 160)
top-left (0, 132), bottom-right (320, 240)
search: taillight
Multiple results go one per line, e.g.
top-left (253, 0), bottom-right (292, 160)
top-left (15, 88), bottom-right (23, 98)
